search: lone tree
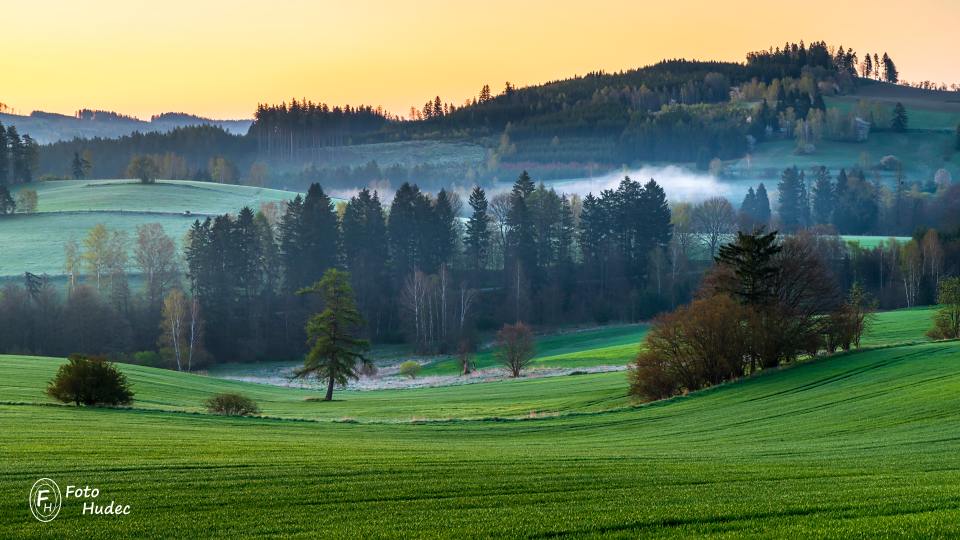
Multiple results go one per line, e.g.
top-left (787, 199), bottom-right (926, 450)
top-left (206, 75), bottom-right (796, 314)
top-left (47, 355), bottom-right (134, 406)
top-left (496, 322), bottom-right (535, 377)
top-left (295, 268), bottom-right (371, 401)
top-left (126, 155), bottom-right (159, 184)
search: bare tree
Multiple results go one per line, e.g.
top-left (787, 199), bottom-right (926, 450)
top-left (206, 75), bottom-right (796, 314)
top-left (159, 289), bottom-right (187, 371)
top-left (400, 270), bottom-right (429, 350)
top-left (692, 197), bottom-right (736, 259)
top-left (496, 322), bottom-right (535, 377)
top-left (922, 229), bottom-right (944, 292)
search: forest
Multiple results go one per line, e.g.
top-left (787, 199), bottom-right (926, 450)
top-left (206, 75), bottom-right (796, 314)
top-left (30, 41), bottom-right (896, 184)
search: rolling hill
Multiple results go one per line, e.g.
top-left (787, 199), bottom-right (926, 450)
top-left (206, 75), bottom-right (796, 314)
top-left (0, 180), bottom-right (304, 278)
top-left (0, 304), bottom-right (956, 536)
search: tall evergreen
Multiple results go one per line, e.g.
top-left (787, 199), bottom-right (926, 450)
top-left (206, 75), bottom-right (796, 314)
top-left (891, 102), bottom-right (908, 132)
top-left (72, 152), bottom-right (85, 179)
top-left (278, 195), bottom-right (304, 293)
top-left (6, 127), bottom-right (23, 184)
top-left (432, 189), bottom-right (458, 269)
top-left (464, 186), bottom-right (491, 274)
top-left (0, 123), bottom-right (8, 185)
top-left (811, 166), bottom-right (834, 225)
top-left (297, 183), bottom-right (340, 288)
top-left (755, 183), bottom-right (771, 226)
top-left (778, 166), bottom-right (805, 232)
top-left (507, 171), bottom-right (537, 278)
top-left (342, 189), bottom-right (389, 337)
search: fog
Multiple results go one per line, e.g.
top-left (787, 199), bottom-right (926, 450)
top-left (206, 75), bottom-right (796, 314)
top-left (541, 165), bottom-right (734, 203)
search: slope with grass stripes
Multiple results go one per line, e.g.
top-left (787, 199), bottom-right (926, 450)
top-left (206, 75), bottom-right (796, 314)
top-left (2, 306), bottom-right (958, 536)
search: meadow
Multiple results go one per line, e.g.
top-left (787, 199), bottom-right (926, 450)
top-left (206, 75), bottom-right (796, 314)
top-left (0, 180), bottom-right (304, 277)
top-left (1, 303), bottom-right (957, 537)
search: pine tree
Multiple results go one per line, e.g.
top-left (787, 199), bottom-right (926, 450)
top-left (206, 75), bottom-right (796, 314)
top-left (278, 195), bottom-right (304, 293)
top-left (342, 189), bottom-right (389, 336)
top-left (812, 166), bottom-right (835, 225)
top-left (741, 187), bottom-right (757, 224)
top-left (464, 186), bottom-right (490, 273)
top-left (298, 183), bottom-right (340, 288)
top-left (72, 152), bottom-right (85, 179)
top-left (0, 123), bottom-right (7, 185)
top-left (432, 189), bottom-right (457, 269)
top-left (6, 126), bottom-right (23, 184)
top-left (955, 123), bottom-right (960, 151)
top-left (755, 183), bottom-right (771, 226)
top-left (777, 166), bottom-right (804, 232)
top-left (891, 102), bottom-right (908, 132)
top-left (882, 53), bottom-right (898, 83)
top-left (862, 53), bottom-right (873, 78)
top-left (295, 268), bottom-right (371, 401)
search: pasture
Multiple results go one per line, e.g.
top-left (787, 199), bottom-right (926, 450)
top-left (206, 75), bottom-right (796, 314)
top-left (2, 310), bottom-right (959, 536)
top-left (0, 180), bottom-right (303, 277)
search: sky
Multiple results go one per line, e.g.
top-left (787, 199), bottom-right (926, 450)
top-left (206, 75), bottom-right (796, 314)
top-left (2, 0), bottom-right (957, 120)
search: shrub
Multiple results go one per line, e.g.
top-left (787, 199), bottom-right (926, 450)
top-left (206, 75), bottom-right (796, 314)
top-left (47, 354), bottom-right (134, 406)
top-left (131, 351), bottom-right (163, 367)
top-left (927, 277), bottom-right (960, 340)
top-left (628, 295), bottom-right (750, 402)
top-left (398, 361), bottom-right (421, 379)
top-left (204, 393), bottom-right (259, 416)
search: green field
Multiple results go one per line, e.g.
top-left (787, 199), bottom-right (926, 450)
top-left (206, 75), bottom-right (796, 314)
top-left (0, 180), bottom-right (303, 277)
top-left (1, 302), bottom-right (958, 537)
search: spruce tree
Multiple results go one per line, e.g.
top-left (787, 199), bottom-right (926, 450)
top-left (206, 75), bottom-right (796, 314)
top-left (891, 102), bottom-right (908, 132)
top-left (464, 186), bottom-right (490, 273)
top-left (6, 126), bottom-right (23, 184)
top-left (741, 188), bottom-right (757, 224)
top-left (278, 195), bottom-right (304, 293)
top-left (777, 167), bottom-right (803, 231)
top-left (0, 123), bottom-right (8, 185)
top-left (755, 183), bottom-right (771, 226)
top-left (72, 152), bottom-right (85, 179)
top-left (298, 183), bottom-right (339, 288)
top-left (432, 189), bottom-right (457, 269)
top-left (812, 166), bottom-right (835, 225)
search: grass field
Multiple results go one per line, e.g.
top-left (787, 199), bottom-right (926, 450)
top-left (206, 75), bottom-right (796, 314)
top-left (0, 180), bottom-right (303, 277)
top-left (2, 302), bottom-right (958, 536)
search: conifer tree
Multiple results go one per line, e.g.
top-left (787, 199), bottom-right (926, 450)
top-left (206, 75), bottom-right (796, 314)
top-left (0, 123), bottom-right (8, 185)
top-left (812, 166), bottom-right (835, 225)
top-left (464, 186), bottom-right (490, 273)
top-left (891, 102), bottom-right (908, 132)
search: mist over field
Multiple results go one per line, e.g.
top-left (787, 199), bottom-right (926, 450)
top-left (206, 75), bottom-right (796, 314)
top-left (545, 165), bottom-right (733, 202)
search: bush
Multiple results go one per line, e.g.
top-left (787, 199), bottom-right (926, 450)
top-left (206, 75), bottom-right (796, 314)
top-left (628, 295), bottom-right (750, 402)
top-left (131, 351), bottom-right (163, 367)
top-left (927, 277), bottom-right (960, 340)
top-left (398, 361), bottom-right (421, 379)
top-left (204, 393), bottom-right (259, 416)
top-left (47, 354), bottom-right (134, 406)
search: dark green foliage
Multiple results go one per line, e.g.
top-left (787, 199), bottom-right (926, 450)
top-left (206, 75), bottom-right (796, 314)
top-left (0, 186), bottom-right (14, 215)
top-left (777, 166), bottom-right (808, 232)
top-left (464, 186), bottom-right (490, 273)
top-left (46, 354), bottom-right (134, 406)
top-left (891, 102), bottom-right (908, 132)
top-left (715, 229), bottom-right (782, 306)
top-left (811, 166), bottom-right (835, 225)
top-left (831, 169), bottom-right (879, 234)
top-left (204, 392), bottom-right (259, 416)
top-left (928, 277), bottom-right (960, 340)
top-left (342, 189), bottom-right (389, 337)
top-left (295, 269), bottom-right (371, 401)
top-left (0, 123), bottom-right (8, 185)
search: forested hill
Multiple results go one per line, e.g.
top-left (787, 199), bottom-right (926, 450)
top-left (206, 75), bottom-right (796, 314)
top-left (32, 41), bottom-right (878, 181)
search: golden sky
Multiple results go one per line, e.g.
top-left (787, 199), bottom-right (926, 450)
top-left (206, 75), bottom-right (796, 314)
top-left (2, 0), bottom-right (957, 119)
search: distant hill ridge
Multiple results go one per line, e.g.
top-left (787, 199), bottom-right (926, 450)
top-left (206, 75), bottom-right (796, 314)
top-left (0, 108), bottom-right (252, 144)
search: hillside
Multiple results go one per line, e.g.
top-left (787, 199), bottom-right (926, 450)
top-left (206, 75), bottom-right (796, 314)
top-left (0, 110), bottom-right (251, 145)
top-left (0, 180), bottom-right (303, 278)
top-left (1, 305), bottom-right (957, 536)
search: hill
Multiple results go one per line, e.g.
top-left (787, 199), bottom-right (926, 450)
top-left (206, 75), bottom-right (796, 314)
top-left (0, 180), bottom-right (303, 278)
top-left (0, 304), bottom-right (956, 536)
top-left (0, 110), bottom-right (251, 145)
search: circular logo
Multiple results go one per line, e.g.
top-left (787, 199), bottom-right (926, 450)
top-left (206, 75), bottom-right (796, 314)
top-left (29, 478), bottom-right (61, 522)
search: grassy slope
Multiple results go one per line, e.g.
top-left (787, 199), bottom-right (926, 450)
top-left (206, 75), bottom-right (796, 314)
top-left (0, 180), bottom-right (302, 277)
top-left (4, 338), bottom-right (960, 536)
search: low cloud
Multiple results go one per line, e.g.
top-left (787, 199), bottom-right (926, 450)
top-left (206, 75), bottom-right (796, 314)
top-left (544, 165), bottom-right (731, 202)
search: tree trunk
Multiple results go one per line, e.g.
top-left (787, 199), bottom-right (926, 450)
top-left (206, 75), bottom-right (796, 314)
top-left (325, 375), bottom-right (335, 401)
